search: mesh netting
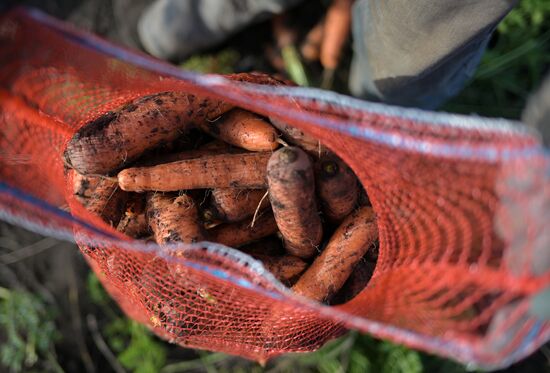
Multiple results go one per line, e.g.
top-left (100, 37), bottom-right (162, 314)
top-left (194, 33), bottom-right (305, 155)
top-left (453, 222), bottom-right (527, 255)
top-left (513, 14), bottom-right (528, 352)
top-left (1, 7), bottom-right (549, 369)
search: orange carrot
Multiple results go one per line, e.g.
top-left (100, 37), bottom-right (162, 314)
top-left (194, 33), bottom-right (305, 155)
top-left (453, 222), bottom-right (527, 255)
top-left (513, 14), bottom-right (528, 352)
top-left (329, 259), bottom-right (375, 305)
top-left (136, 142), bottom-right (241, 167)
top-left (321, 0), bottom-right (352, 70)
top-left (267, 147), bottom-right (323, 258)
top-left (208, 211), bottom-right (278, 248)
top-left (146, 193), bottom-right (204, 244)
top-left (118, 152), bottom-right (270, 192)
top-left (64, 91), bottom-right (234, 175)
top-left (208, 188), bottom-right (269, 222)
top-left (198, 109), bottom-right (280, 151)
top-left (292, 206), bottom-right (377, 302)
top-left (71, 170), bottom-right (101, 207)
top-left (315, 154), bottom-right (359, 222)
top-left (253, 254), bottom-right (308, 285)
top-left (85, 177), bottom-right (128, 227)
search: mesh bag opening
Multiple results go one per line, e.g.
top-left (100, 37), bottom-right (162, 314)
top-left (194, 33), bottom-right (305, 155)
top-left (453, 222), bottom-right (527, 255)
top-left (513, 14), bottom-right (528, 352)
top-left (1, 7), bottom-right (549, 369)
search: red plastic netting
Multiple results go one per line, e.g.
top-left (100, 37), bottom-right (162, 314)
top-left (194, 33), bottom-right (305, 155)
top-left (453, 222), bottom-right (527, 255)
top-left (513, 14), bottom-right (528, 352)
top-left (1, 7), bottom-right (549, 369)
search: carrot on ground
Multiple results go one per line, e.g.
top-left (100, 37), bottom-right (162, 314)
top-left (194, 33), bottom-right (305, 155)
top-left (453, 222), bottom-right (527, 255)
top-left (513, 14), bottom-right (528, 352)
top-left (292, 206), bottom-right (378, 302)
top-left (315, 154), bottom-right (359, 222)
top-left (198, 109), bottom-right (280, 151)
top-left (208, 211), bottom-right (278, 248)
top-left (146, 193), bottom-right (204, 245)
top-left (208, 188), bottom-right (269, 222)
top-left (64, 91), bottom-right (234, 175)
top-left (118, 152), bottom-right (271, 192)
top-left (267, 147), bottom-right (323, 259)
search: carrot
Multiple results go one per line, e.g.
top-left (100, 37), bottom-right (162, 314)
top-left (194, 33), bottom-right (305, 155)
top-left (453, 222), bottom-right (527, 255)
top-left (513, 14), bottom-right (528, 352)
top-left (292, 206), bottom-right (377, 302)
top-left (198, 109), bottom-right (280, 151)
top-left (208, 211), bottom-right (278, 248)
top-left (253, 254), bottom-right (308, 285)
top-left (208, 188), bottom-right (269, 222)
top-left (64, 91), bottom-right (233, 175)
top-left (329, 259), bottom-right (376, 305)
top-left (270, 118), bottom-right (326, 156)
top-left (315, 154), bottom-right (359, 222)
top-left (301, 18), bottom-right (325, 62)
top-left (71, 170), bottom-right (101, 207)
top-left (85, 177), bottom-right (128, 227)
top-left (146, 193), bottom-right (204, 245)
top-left (118, 152), bottom-right (270, 192)
top-left (267, 147), bottom-right (323, 258)
top-left (117, 194), bottom-right (150, 238)
top-left (136, 141), bottom-right (241, 167)
top-left (321, 0), bottom-right (352, 70)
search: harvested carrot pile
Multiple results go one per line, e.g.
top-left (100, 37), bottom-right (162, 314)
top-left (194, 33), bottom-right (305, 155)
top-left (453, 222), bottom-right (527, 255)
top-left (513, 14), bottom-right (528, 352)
top-left (65, 72), bottom-right (377, 303)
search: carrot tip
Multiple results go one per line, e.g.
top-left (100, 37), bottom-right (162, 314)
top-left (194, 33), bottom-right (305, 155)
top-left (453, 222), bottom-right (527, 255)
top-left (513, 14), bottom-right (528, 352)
top-left (279, 147), bottom-right (298, 163)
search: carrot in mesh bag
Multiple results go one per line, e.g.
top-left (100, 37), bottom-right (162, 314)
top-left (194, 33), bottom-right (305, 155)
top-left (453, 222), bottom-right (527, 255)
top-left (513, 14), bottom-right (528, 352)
top-left (267, 146), bottom-right (323, 259)
top-left (62, 72), bottom-right (287, 176)
top-left (7, 9), bottom-right (550, 368)
top-left (118, 152), bottom-right (271, 192)
top-left (292, 206), bottom-right (378, 302)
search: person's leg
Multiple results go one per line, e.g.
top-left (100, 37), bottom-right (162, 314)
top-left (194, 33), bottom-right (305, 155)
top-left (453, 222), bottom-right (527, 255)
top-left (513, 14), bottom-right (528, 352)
top-left (349, 0), bottom-right (518, 109)
top-left (137, 0), bottom-right (302, 61)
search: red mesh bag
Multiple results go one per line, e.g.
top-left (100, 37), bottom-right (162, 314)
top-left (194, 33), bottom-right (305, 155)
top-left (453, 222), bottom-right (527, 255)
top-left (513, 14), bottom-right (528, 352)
top-left (1, 7), bottom-right (549, 369)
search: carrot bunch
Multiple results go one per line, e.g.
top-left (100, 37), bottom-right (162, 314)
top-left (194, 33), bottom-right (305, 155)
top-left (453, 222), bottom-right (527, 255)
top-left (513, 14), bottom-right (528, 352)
top-left (65, 72), bottom-right (377, 304)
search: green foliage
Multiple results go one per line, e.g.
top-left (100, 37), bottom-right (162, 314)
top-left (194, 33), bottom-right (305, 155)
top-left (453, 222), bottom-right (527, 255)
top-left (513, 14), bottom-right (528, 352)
top-left (444, 0), bottom-right (550, 118)
top-left (0, 287), bottom-right (60, 372)
top-left (86, 271), bottom-right (111, 306)
top-left (87, 273), bottom-right (166, 373)
top-left (181, 49), bottom-right (240, 74)
top-left (105, 319), bottom-right (167, 373)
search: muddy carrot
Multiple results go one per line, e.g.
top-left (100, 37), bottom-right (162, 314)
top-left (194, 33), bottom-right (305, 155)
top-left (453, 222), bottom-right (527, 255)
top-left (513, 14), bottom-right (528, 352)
top-left (292, 206), bottom-right (377, 302)
top-left (253, 254), bottom-right (308, 284)
top-left (208, 188), bottom-right (269, 222)
top-left (64, 91), bottom-right (235, 175)
top-left (208, 211), bottom-right (278, 248)
top-left (321, 0), bottom-right (352, 70)
top-left (329, 259), bottom-right (376, 305)
top-left (136, 142), bottom-right (241, 167)
top-left (270, 118), bottom-right (326, 156)
top-left (267, 147), bottom-right (323, 258)
top-left (315, 154), bottom-right (359, 222)
top-left (146, 193), bottom-right (204, 245)
top-left (117, 194), bottom-right (150, 238)
top-left (198, 109), bottom-right (280, 151)
top-left (71, 170), bottom-right (101, 207)
top-left (118, 152), bottom-right (270, 192)
top-left (85, 177), bottom-right (128, 227)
